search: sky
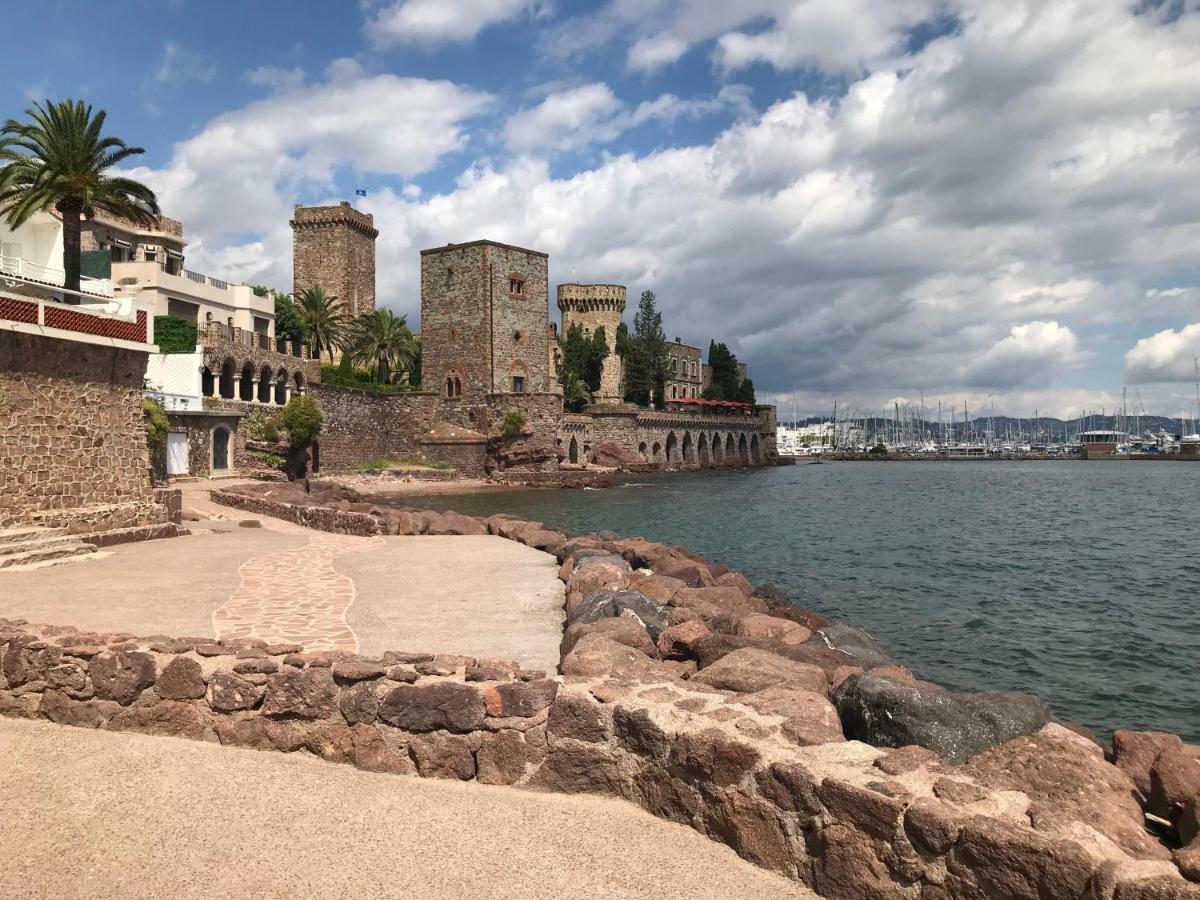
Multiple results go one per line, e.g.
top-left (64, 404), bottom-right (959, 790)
top-left (4, 0), bottom-right (1200, 419)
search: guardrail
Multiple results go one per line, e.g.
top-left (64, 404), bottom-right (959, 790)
top-left (1, 253), bottom-right (113, 295)
top-left (183, 269), bottom-right (229, 290)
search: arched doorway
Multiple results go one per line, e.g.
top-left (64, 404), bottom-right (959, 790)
top-left (682, 432), bottom-right (694, 467)
top-left (201, 367), bottom-right (214, 397)
top-left (568, 436), bottom-right (579, 464)
top-left (239, 361), bottom-right (254, 401)
top-left (257, 365), bottom-right (273, 403)
top-left (697, 433), bottom-right (710, 467)
top-left (750, 434), bottom-right (761, 465)
top-left (652, 441), bottom-right (663, 466)
top-left (724, 434), bottom-right (736, 466)
top-left (665, 431), bottom-right (678, 467)
top-left (293, 371), bottom-right (305, 395)
top-left (212, 426), bottom-right (231, 472)
top-left (711, 433), bottom-right (723, 466)
top-left (219, 359), bottom-right (236, 399)
top-left (737, 433), bottom-right (749, 466)
top-left (638, 441), bottom-right (648, 460)
top-left (274, 368), bottom-right (288, 405)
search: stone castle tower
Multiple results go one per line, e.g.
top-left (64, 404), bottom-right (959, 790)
top-left (420, 240), bottom-right (551, 402)
top-left (558, 283), bottom-right (626, 403)
top-left (290, 202), bottom-right (378, 318)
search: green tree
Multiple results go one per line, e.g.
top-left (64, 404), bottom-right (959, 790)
top-left (735, 377), bottom-right (756, 405)
top-left (295, 286), bottom-right (349, 362)
top-left (559, 322), bottom-right (609, 398)
top-left (346, 308), bottom-right (417, 384)
top-left (409, 336), bottom-right (422, 388)
top-left (273, 291), bottom-right (306, 345)
top-left (623, 290), bottom-right (668, 408)
top-left (705, 341), bottom-right (741, 400)
top-left (0, 99), bottom-right (159, 293)
top-left (279, 395), bottom-right (323, 481)
top-left (561, 375), bottom-right (592, 412)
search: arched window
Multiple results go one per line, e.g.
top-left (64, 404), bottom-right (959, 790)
top-left (257, 364), bottom-right (273, 403)
top-left (274, 368), bottom-right (288, 405)
top-left (293, 371), bottom-right (305, 395)
top-left (219, 358), bottom-right (236, 400)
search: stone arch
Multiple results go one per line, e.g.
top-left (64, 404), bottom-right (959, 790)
top-left (652, 441), bottom-right (663, 466)
top-left (257, 364), bottom-right (273, 403)
top-left (444, 370), bottom-right (462, 399)
top-left (665, 431), bottom-right (678, 467)
top-left (737, 433), bottom-right (749, 467)
top-left (211, 424), bottom-right (232, 472)
top-left (568, 436), bottom-right (579, 464)
top-left (711, 433), bottom-right (724, 466)
top-left (724, 433), bottom-right (736, 466)
top-left (697, 433), bottom-right (710, 468)
top-left (201, 366), bottom-right (215, 398)
top-left (274, 367), bottom-right (289, 405)
top-left (239, 361), bottom-right (255, 402)
top-left (750, 434), bottom-right (761, 466)
top-left (638, 441), bottom-right (648, 459)
top-left (682, 431), bottom-right (695, 467)
top-left (293, 371), bottom-right (306, 394)
top-left (219, 357), bottom-right (236, 400)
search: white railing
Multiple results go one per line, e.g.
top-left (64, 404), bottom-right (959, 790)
top-left (0, 253), bottom-right (112, 295)
top-left (183, 269), bottom-right (229, 290)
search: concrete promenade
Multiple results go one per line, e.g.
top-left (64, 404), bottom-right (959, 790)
top-left (0, 482), bottom-right (563, 670)
top-left (0, 718), bottom-right (811, 899)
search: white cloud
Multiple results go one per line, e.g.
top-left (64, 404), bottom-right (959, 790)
top-left (154, 41), bottom-right (216, 85)
top-left (364, 0), bottom-right (553, 46)
top-left (964, 321), bottom-right (1085, 387)
top-left (1125, 324), bottom-right (1200, 383)
top-left (246, 66), bottom-right (305, 92)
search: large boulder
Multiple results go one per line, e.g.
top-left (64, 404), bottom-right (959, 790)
top-left (559, 634), bottom-right (673, 682)
top-left (567, 589), bottom-right (668, 640)
top-left (561, 618), bottom-right (657, 659)
top-left (734, 613), bottom-right (811, 646)
top-left (807, 624), bottom-right (893, 668)
top-left (691, 648), bottom-right (827, 695)
top-left (670, 586), bottom-right (768, 620)
top-left (1113, 730), bottom-right (1186, 798)
top-left (965, 732), bottom-right (1171, 861)
top-left (831, 672), bottom-right (1051, 764)
top-left (1148, 745), bottom-right (1200, 822)
top-left (738, 687), bottom-right (844, 746)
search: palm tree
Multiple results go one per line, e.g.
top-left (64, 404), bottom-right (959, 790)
top-left (562, 375), bottom-right (592, 412)
top-left (0, 99), bottom-right (159, 293)
top-left (347, 308), bottom-right (417, 384)
top-left (295, 286), bottom-right (349, 361)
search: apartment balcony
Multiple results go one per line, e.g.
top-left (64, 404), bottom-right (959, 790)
top-left (0, 252), bottom-right (113, 296)
top-left (198, 322), bottom-right (310, 359)
top-left (0, 272), bottom-right (154, 350)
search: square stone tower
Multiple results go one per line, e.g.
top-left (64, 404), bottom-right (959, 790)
top-left (290, 202), bottom-right (378, 318)
top-left (420, 240), bottom-right (550, 401)
top-left (557, 283), bottom-right (626, 403)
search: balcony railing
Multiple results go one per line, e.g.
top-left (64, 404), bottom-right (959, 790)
top-left (200, 321), bottom-right (308, 359)
top-left (1, 253), bottom-right (113, 296)
top-left (183, 269), bottom-right (229, 290)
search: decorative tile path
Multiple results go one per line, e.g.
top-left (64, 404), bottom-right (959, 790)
top-left (212, 523), bottom-right (383, 653)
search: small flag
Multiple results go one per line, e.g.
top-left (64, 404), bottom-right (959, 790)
top-left (355, 189), bottom-right (368, 197)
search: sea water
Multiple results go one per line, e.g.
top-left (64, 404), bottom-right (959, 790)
top-left (376, 461), bottom-right (1200, 741)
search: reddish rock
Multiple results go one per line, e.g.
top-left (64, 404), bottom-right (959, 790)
top-left (610, 538), bottom-right (673, 569)
top-left (232, 659), bottom-right (279, 676)
top-left (765, 605), bottom-right (831, 631)
top-left (692, 648), bottom-right (827, 695)
top-left (331, 659), bottom-right (386, 682)
top-left (350, 724), bottom-right (414, 774)
top-left (690, 633), bottom-right (758, 668)
top-left (755, 762), bottom-right (823, 816)
top-left (1181, 797), bottom-right (1199, 846)
top-left (559, 634), bottom-right (674, 682)
top-left (214, 716), bottom-right (307, 752)
top-left (966, 732), bottom-right (1170, 860)
top-left (567, 563), bottom-right (631, 598)
top-left (734, 613), bottom-right (812, 647)
top-left (409, 731), bottom-right (475, 779)
top-left (304, 723), bottom-right (357, 763)
top-left (89, 650), bottom-right (156, 705)
top-left (109, 700), bottom-right (213, 741)
top-left (39, 689), bottom-right (113, 728)
top-left (657, 620), bottom-right (711, 659)
top-left (260, 668), bottom-right (339, 719)
top-left (671, 586), bottom-right (767, 619)
top-left (630, 762), bottom-right (705, 826)
top-left (831, 665), bottom-right (864, 687)
top-left (932, 777), bottom-right (990, 805)
top-left (525, 529), bottom-right (566, 553)
top-left (591, 441), bottom-right (644, 468)
top-left (941, 817), bottom-right (1097, 899)
top-left (874, 745), bottom-right (942, 776)
top-left (715, 572), bottom-right (755, 595)
top-left (704, 789), bottom-right (796, 876)
top-left (668, 728), bottom-right (761, 788)
top-left (465, 666), bottom-right (511, 682)
top-left (384, 666), bottom-right (419, 684)
top-left (546, 692), bottom-right (611, 743)
top-left (378, 682), bottom-right (486, 733)
top-left (1149, 746), bottom-right (1200, 821)
top-left (904, 798), bottom-right (964, 855)
top-left (738, 686), bottom-right (844, 746)
top-left (560, 618), bottom-right (656, 659)
top-left (532, 741), bottom-right (624, 795)
top-left (809, 822), bottom-right (908, 899)
top-left (628, 573), bottom-right (687, 605)
top-left (613, 705), bottom-right (672, 760)
top-left (482, 680), bottom-right (558, 718)
top-left (44, 662), bottom-right (89, 697)
top-left (1175, 842), bottom-right (1200, 883)
top-left (207, 671), bottom-right (265, 712)
top-left (339, 680), bottom-right (380, 725)
top-left (477, 730), bottom-right (545, 785)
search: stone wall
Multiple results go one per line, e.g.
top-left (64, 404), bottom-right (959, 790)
top-left (211, 490), bottom-right (381, 535)
top-left (557, 283), bottom-right (626, 403)
top-left (305, 384), bottom-right (440, 472)
top-left (0, 331), bottom-right (164, 533)
top-left (290, 203), bottom-right (377, 319)
top-left (166, 410), bottom-right (245, 477)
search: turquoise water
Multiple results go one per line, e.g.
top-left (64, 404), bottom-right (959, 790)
top-left (379, 461), bottom-right (1200, 741)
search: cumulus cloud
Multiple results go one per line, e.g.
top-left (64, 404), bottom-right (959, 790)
top-left (964, 322), bottom-right (1085, 388)
top-left (364, 0), bottom-right (553, 46)
top-left (1125, 323), bottom-right (1200, 383)
top-left (154, 41), bottom-right (216, 85)
top-left (245, 65), bottom-right (305, 92)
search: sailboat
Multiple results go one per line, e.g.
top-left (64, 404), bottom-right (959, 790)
top-left (1180, 359), bottom-right (1200, 454)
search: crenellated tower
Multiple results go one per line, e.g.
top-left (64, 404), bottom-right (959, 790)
top-left (557, 283), bottom-right (626, 404)
top-left (290, 202), bottom-right (378, 318)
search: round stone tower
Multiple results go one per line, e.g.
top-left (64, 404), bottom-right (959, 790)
top-left (557, 283), bottom-right (626, 403)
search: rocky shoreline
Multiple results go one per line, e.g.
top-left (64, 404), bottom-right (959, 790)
top-left (3, 479), bottom-right (1197, 898)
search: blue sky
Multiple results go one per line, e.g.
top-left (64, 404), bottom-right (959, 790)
top-left (3, 0), bottom-right (1199, 418)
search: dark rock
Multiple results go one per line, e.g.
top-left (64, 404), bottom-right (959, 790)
top-left (546, 692), bottom-right (610, 743)
top-left (237, 519), bottom-right (262, 528)
top-left (765, 605), bottom-right (831, 631)
top-left (751, 583), bottom-right (790, 606)
top-left (385, 666), bottom-right (419, 684)
top-left (303, 723), bottom-right (356, 763)
top-left (409, 731), bottom-right (475, 779)
top-left (482, 680), bottom-right (557, 718)
top-left (260, 668), bottom-right (339, 719)
top-left (89, 650), bottom-right (157, 705)
top-left (109, 700), bottom-right (213, 740)
top-left (532, 741), bottom-right (624, 794)
top-left (668, 727), bottom-right (761, 788)
top-left (561, 617), bottom-right (656, 658)
top-left (208, 671), bottom-right (265, 712)
top-left (39, 689), bottom-right (111, 728)
top-left (156, 657), bottom-right (207, 700)
top-left (477, 730), bottom-right (544, 785)
top-left (703, 789), bottom-right (796, 876)
top-left (378, 682), bottom-right (485, 733)
top-left (349, 724), bottom-right (414, 774)
top-left (613, 706), bottom-right (671, 760)
top-left (339, 681), bottom-right (380, 725)
top-left (691, 648), bottom-right (827, 695)
top-left (754, 762), bottom-right (823, 816)
top-left (808, 624), bottom-right (893, 668)
top-left (214, 716), bottom-right (307, 752)
top-left (940, 816), bottom-right (1096, 899)
top-left (331, 659), bottom-right (386, 682)
top-left (232, 659), bottom-right (279, 676)
top-left (690, 633), bottom-right (757, 669)
top-left (831, 672), bottom-right (1051, 764)
top-left (44, 662), bottom-right (89, 696)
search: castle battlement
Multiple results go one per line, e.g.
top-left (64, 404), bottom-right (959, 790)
top-left (556, 283), bottom-right (627, 314)
top-left (290, 201), bottom-right (379, 239)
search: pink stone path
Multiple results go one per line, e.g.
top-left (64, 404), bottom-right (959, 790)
top-left (212, 521), bottom-right (383, 653)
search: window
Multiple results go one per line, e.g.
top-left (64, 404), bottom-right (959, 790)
top-left (144, 246), bottom-right (158, 263)
top-left (513, 329), bottom-right (524, 344)
top-left (512, 375), bottom-right (525, 393)
top-left (510, 278), bottom-right (523, 295)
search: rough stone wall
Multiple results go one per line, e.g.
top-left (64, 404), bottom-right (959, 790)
top-left (420, 241), bottom-right (550, 405)
top-left (417, 441), bottom-right (488, 476)
top-left (665, 340), bottom-right (703, 401)
top-left (201, 326), bottom-right (319, 391)
top-left (0, 331), bottom-right (162, 532)
top-left (557, 407), bottom-right (769, 468)
top-left (558, 284), bottom-right (626, 403)
top-left (305, 384), bottom-right (440, 472)
top-left (291, 203), bottom-right (378, 319)
top-left (166, 412), bottom-right (244, 477)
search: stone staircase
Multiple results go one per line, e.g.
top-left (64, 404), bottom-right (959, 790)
top-left (0, 526), bottom-right (99, 572)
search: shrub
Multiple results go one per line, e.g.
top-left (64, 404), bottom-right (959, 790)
top-left (143, 397), bottom-right (169, 449)
top-left (248, 450), bottom-right (285, 469)
top-left (501, 410), bottom-right (526, 438)
top-left (153, 315), bottom-right (197, 353)
top-left (280, 395), bottom-right (323, 449)
top-left (319, 363), bottom-right (406, 393)
top-left (247, 414), bottom-right (281, 443)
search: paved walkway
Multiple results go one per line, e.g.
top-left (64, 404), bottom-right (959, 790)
top-left (0, 484), bottom-right (564, 669)
top-left (0, 718), bottom-right (811, 900)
